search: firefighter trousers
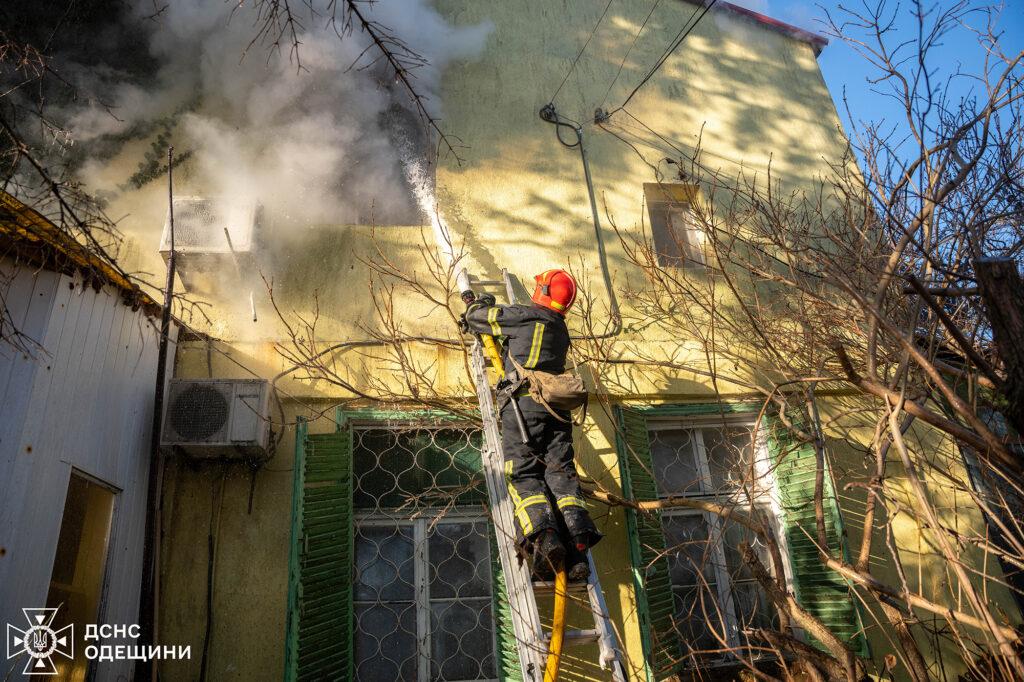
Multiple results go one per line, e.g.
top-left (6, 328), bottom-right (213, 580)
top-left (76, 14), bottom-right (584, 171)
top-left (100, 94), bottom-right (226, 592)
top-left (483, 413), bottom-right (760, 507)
top-left (500, 399), bottom-right (602, 548)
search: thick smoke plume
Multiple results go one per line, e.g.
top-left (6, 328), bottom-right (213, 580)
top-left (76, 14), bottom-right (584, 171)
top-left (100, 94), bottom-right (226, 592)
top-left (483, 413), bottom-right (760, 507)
top-left (72, 1), bottom-right (492, 233)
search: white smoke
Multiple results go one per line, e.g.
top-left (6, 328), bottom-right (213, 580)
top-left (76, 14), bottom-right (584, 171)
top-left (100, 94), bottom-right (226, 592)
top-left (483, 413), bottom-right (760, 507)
top-left (71, 0), bottom-right (493, 229)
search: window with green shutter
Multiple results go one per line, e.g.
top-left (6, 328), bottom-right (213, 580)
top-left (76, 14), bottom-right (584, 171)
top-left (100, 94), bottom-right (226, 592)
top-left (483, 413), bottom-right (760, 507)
top-left (616, 404), bottom-right (866, 679)
top-left (285, 418), bottom-right (354, 681)
top-left (766, 417), bottom-right (868, 657)
top-left (286, 415), bottom-right (520, 682)
top-left (617, 407), bottom-right (683, 680)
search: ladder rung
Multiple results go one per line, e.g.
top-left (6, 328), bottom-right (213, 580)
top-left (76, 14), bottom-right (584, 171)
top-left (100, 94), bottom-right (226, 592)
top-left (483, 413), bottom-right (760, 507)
top-left (472, 279), bottom-right (504, 285)
top-left (546, 629), bottom-right (600, 646)
top-left (532, 580), bottom-right (589, 596)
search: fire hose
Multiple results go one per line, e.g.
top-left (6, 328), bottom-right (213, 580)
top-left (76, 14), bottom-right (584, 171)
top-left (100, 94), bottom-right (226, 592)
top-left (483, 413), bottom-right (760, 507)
top-left (544, 567), bottom-right (568, 682)
top-left (460, 287), bottom-right (568, 682)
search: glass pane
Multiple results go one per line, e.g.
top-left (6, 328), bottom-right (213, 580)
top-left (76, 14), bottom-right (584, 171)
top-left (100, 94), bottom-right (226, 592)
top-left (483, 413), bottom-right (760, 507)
top-left (731, 582), bottom-right (774, 632)
top-left (661, 514), bottom-right (718, 587)
top-left (45, 473), bottom-right (115, 682)
top-left (421, 430), bottom-right (487, 505)
top-left (720, 519), bottom-right (776, 641)
top-left (355, 602), bottom-right (417, 682)
top-left (429, 522), bottom-right (492, 599)
top-left (703, 426), bottom-right (755, 496)
top-left (430, 599), bottom-right (496, 681)
top-left (354, 428), bottom-right (486, 510)
top-left (354, 429), bottom-right (418, 510)
top-left (355, 525), bottom-right (414, 601)
top-left (671, 585), bottom-right (723, 654)
top-left (649, 428), bottom-right (701, 496)
top-left (721, 518), bottom-right (770, 583)
top-left (648, 203), bottom-right (684, 264)
top-left (667, 207), bottom-right (704, 265)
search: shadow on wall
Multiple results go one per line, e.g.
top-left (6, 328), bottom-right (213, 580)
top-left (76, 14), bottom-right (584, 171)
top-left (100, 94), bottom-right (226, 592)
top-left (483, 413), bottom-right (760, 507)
top-left (438, 0), bottom-right (843, 185)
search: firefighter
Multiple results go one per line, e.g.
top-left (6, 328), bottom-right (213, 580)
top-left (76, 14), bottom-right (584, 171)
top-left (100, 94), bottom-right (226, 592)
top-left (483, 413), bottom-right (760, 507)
top-left (462, 269), bottom-right (601, 580)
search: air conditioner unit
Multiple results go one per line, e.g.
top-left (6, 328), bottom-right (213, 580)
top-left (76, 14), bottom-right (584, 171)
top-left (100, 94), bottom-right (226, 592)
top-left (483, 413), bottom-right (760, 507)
top-left (161, 379), bottom-right (271, 459)
top-left (158, 196), bottom-right (261, 291)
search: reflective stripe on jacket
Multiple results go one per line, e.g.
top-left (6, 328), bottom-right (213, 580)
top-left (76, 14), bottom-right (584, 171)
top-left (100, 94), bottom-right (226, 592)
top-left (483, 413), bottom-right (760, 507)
top-left (464, 302), bottom-right (570, 378)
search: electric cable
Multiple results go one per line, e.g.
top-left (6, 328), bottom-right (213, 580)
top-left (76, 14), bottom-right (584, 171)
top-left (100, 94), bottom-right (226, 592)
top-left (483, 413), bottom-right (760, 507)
top-left (599, 0), bottom-right (663, 111)
top-left (608, 0), bottom-right (717, 115)
top-left (549, 0), bottom-right (617, 104)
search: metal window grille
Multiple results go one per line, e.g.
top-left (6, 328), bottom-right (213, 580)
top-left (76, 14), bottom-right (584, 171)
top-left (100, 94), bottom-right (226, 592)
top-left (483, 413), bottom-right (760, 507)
top-left (351, 424), bottom-right (498, 682)
top-left (647, 418), bottom-right (783, 666)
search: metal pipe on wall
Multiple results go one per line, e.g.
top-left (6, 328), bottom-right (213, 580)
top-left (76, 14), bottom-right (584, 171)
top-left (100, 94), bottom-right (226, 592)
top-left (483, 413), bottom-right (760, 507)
top-left (138, 147), bottom-right (176, 682)
top-left (540, 103), bottom-right (622, 339)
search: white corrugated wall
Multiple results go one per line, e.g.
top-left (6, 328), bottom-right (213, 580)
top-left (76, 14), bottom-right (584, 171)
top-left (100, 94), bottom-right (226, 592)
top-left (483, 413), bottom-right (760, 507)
top-left (0, 257), bottom-right (171, 682)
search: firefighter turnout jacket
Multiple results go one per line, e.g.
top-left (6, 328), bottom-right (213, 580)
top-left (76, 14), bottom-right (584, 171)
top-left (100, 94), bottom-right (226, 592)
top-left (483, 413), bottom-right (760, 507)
top-left (464, 301), bottom-right (570, 387)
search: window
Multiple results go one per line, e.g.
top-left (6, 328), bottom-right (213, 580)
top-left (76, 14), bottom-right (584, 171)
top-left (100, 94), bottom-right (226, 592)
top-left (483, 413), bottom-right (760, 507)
top-left (354, 519), bottom-right (495, 682)
top-left (617, 405), bottom-right (868, 680)
top-left (45, 472), bottom-right (117, 682)
top-left (647, 420), bottom-right (777, 664)
top-left (352, 427), bottom-right (495, 682)
top-left (286, 421), bottom-right (508, 682)
top-left (644, 183), bottom-right (706, 267)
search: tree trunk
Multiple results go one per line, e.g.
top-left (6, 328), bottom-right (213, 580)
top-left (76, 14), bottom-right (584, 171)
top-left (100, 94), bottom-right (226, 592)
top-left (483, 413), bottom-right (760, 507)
top-left (974, 258), bottom-right (1024, 438)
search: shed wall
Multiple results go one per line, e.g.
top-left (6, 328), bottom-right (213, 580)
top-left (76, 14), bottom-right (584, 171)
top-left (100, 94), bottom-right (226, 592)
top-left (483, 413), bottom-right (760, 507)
top-left (0, 258), bottom-right (166, 682)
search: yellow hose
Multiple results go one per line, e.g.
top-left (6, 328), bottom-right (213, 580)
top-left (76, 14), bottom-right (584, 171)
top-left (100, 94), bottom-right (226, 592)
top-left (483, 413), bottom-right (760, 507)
top-left (480, 334), bottom-right (505, 378)
top-left (544, 567), bottom-right (568, 682)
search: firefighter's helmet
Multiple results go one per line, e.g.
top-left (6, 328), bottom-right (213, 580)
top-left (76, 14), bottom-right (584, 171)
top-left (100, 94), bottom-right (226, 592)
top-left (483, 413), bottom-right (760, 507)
top-left (532, 269), bottom-right (577, 314)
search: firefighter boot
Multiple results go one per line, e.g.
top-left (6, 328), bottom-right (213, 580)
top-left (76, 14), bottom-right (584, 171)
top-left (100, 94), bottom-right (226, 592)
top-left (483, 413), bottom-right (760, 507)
top-left (566, 534), bottom-right (591, 582)
top-left (532, 529), bottom-right (566, 581)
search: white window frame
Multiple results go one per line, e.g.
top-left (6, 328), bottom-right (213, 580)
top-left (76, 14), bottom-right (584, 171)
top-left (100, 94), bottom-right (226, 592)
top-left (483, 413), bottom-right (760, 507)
top-left (647, 416), bottom-right (794, 665)
top-left (354, 500), bottom-right (499, 682)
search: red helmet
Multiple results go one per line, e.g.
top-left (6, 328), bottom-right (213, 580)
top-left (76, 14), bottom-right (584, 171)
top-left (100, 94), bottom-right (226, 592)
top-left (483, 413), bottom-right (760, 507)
top-left (532, 269), bottom-right (577, 314)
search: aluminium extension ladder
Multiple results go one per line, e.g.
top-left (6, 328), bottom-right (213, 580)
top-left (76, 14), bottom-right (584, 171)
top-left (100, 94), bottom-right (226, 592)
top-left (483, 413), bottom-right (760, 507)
top-left (467, 269), bottom-right (627, 681)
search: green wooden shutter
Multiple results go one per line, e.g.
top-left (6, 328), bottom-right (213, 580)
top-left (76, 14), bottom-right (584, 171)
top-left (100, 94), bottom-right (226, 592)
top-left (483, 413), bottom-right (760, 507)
top-left (284, 419), bottom-right (354, 681)
top-left (615, 407), bottom-right (682, 681)
top-left (489, 529), bottom-right (522, 682)
top-left (766, 417), bottom-right (868, 657)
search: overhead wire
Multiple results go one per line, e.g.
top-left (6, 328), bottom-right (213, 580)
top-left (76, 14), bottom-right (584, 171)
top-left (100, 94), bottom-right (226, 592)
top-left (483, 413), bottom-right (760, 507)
top-left (549, 0), bottom-right (617, 104)
top-left (599, 0), bottom-right (663, 111)
top-left (607, 0), bottom-right (718, 116)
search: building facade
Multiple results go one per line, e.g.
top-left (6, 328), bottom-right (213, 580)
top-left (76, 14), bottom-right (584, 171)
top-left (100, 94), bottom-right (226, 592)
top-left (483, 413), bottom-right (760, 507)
top-left (147, 2), bottom-right (1021, 682)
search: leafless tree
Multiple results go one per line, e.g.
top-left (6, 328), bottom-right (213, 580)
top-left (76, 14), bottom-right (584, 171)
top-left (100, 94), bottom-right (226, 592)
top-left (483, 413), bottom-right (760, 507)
top-left (0, 23), bottom-right (145, 351)
top-left (573, 1), bottom-right (1024, 679)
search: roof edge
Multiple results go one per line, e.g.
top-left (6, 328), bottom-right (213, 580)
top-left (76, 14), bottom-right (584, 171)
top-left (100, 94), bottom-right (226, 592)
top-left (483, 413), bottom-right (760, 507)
top-left (717, 2), bottom-right (829, 56)
top-left (0, 190), bottom-right (161, 316)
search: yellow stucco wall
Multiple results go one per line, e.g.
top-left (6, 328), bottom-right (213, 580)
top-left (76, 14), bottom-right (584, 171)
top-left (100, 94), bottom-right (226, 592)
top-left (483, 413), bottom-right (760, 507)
top-left (154, 2), bottom-right (1019, 681)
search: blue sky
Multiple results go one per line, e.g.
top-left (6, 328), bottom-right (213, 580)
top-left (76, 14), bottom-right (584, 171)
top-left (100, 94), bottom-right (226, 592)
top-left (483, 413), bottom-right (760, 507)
top-left (732, 1), bottom-right (1024, 142)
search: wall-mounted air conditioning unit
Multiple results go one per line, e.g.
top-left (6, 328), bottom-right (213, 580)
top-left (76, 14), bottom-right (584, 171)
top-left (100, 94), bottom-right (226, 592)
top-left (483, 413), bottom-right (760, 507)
top-left (161, 378), bottom-right (271, 459)
top-left (159, 196), bottom-right (261, 291)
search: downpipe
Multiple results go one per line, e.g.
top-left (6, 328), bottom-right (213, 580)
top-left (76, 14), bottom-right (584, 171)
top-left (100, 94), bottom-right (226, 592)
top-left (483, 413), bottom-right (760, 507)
top-left (540, 103), bottom-right (622, 339)
top-left (138, 147), bottom-right (176, 681)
